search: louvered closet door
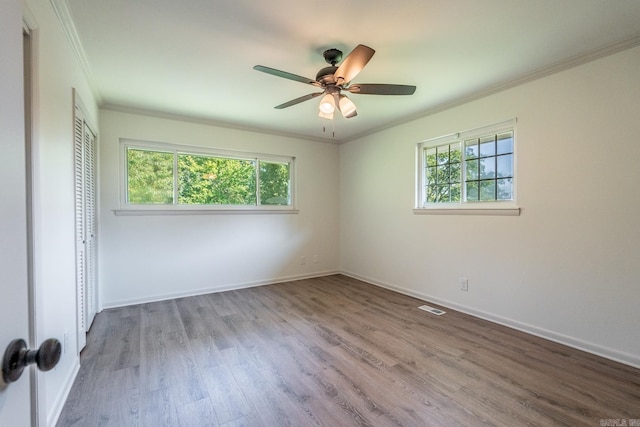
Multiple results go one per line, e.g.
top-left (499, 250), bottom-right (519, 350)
top-left (73, 114), bottom-right (87, 351)
top-left (84, 124), bottom-right (97, 327)
top-left (74, 106), bottom-right (98, 353)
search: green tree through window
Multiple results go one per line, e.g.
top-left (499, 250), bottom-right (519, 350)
top-left (425, 143), bottom-right (461, 203)
top-left (418, 121), bottom-right (515, 207)
top-left (178, 154), bottom-right (256, 205)
top-left (125, 144), bottom-right (293, 208)
top-left (259, 161), bottom-right (290, 205)
top-left (127, 148), bottom-right (174, 204)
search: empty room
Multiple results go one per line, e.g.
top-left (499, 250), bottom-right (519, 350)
top-left (1, 0), bottom-right (639, 426)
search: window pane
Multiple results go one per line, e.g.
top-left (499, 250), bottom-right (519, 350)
top-left (480, 180), bottom-right (496, 201)
top-left (259, 161), bottom-right (290, 205)
top-left (465, 139), bottom-right (479, 159)
top-left (497, 132), bottom-right (513, 155)
top-left (127, 148), bottom-right (174, 204)
top-left (450, 145), bottom-right (461, 163)
top-left (436, 145), bottom-right (449, 165)
top-left (479, 157), bottom-right (496, 179)
top-left (466, 181), bottom-right (478, 201)
top-left (436, 185), bottom-right (450, 202)
top-left (497, 154), bottom-right (513, 178)
top-left (426, 166), bottom-right (437, 185)
top-left (466, 159), bottom-right (479, 180)
top-left (450, 162), bottom-right (461, 183)
top-left (497, 178), bottom-right (513, 200)
top-left (426, 185), bottom-right (438, 203)
top-left (450, 183), bottom-right (461, 202)
top-left (178, 154), bottom-right (256, 205)
top-left (479, 135), bottom-right (496, 157)
top-left (425, 148), bottom-right (437, 167)
top-left (436, 165), bottom-right (449, 183)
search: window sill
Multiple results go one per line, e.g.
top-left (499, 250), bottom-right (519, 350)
top-left (413, 205), bottom-right (520, 216)
top-left (114, 207), bottom-right (299, 216)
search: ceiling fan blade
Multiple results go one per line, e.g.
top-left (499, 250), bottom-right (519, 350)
top-left (275, 92), bottom-right (324, 109)
top-left (253, 65), bottom-right (320, 86)
top-left (334, 44), bottom-right (375, 85)
top-left (346, 84), bottom-right (416, 95)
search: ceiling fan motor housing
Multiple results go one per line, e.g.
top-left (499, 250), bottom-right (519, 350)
top-left (316, 66), bottom-right (338, 85)
top-left (316, 48), bottom-right (343, 84)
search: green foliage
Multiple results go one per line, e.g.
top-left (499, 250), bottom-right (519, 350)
top-left (425, 144), bottom-right (461, 203)
top-left (127, 149), bottom-right (174, 204)
top-left (259, 161), bottom-right (290, 205)
top-left (178, 154), bottom-right (256, 205)
top-left (126, 147), bottom-right (292, 206)
top-left (425, 134), bottom-right (514, 203)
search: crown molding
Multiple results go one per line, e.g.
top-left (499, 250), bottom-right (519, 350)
top-left (50, 0), bottom-right (102, 104)
top-left (101, 103), bottom-right (338, 145)
top-left (46, 1), bottom-right (640, 145)
top-left (342, 32), bottom-right (640, 144)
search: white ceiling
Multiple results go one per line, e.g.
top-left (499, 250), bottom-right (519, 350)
top-left (66, 0), bottom-right (640, 143)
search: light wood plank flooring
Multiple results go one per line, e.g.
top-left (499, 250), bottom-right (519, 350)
top-left (57, 275), bottom-right (640, 426)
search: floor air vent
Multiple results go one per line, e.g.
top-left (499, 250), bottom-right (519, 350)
top-left (418, 305), bottom-right (446, 315)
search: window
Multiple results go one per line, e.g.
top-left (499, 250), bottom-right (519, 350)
top-left (424, 142), bottom-right (462, 203)
top-left (416, 120), bottom-right (518, 214)
top-left (120, 139), bottom-right (295, 212)
top-left (464, 131), bottom-right (514, 202)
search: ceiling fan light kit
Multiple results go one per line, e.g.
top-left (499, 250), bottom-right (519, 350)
top-left (319, 93), bottom-right (336, 114)
top-left (318, 110), bottom-right (334, 120)
top-left (253, 44), bottom-right (416, 121)
top-left (338, 95), bottom-right (357, 118)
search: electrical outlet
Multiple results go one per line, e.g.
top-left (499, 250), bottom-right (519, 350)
top-left (459, 277), bottom-right (469, 291)
top-left (300, 256), bottom-right (306, 265)
top-left (313, 255), bottom-right (319, 263)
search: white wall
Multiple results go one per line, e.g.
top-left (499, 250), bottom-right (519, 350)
top-left (339, 45), bottom-right (640, 367)
top-left (25, 0), bottom-right (100, 424)
top-left (98, 110), bottom-right (340, 307)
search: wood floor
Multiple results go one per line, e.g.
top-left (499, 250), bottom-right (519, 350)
top-left (57, 275), bottom-right (640, 426)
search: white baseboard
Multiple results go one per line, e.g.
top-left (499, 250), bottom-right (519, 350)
top-left (47, 357), bottom-right (80, 427)
top-left (340, 270), bottom-right (640, 370)
top-left (102, 270), bottom-right (340, 309)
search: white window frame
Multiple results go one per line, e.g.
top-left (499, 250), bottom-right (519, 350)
top-left (414, 119), bottom-right (520, 216)
top-left (115, 139), bottom-right (297, 215)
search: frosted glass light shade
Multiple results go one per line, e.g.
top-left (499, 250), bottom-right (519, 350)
top-left (318, 110), bottom-right (333, 120)
top-left (318, 94), bottom-right (335, 114)
top-left (338, 95), bottom-right (357, 118)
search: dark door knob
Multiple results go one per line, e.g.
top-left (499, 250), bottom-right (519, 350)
top-left (2, 338), bottom-right (62, 384)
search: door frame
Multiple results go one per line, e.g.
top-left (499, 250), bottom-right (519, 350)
top-left (23, 5), bottom-right (45, 426)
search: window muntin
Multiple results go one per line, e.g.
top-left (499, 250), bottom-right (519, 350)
top-left (122, 140), bottom-right (295, 210)
top-left (417, 121), bottom-right (515, 208)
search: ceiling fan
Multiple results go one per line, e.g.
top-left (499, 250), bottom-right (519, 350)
top-left (253, 44), bottom-right (416, 120)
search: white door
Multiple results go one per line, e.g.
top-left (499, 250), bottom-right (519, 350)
top-left (74, 100), bottom-right (98, 352)
top-left (0, 1), bottom-right (33, 425)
